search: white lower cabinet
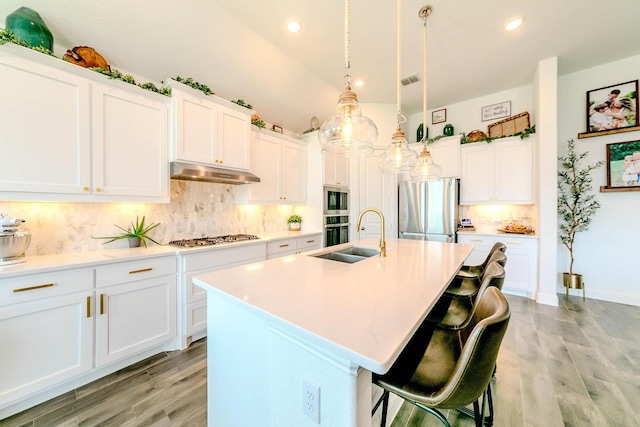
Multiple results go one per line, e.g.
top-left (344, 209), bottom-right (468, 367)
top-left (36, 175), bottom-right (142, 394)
top-left (457, 233), bottom-right (538, 297)
top-left (95, 257), bottom-right (177, 366)
top-left (266, 234), bottom-right (322, 259)
top-left (178, 243), bottom-right (267, 348)
top-left (0, 255), bottom-right (178, 417)
top-left (0, 269), bottom-right (94, 408)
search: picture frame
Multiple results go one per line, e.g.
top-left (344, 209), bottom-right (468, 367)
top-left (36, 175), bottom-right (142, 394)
top-left (432, 109), bottom-right (446, 124)
top-left (587, 80), bottom-right (638, 133)
top-left (606, 140), bottom-right (640, 188)
top-left (481, 101), bottom-right (511, 122)
top-left (272, 125), bottom-right (283, 134)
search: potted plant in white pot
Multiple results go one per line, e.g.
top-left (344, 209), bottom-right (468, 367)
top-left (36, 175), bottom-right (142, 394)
top-left (287, 214), bottom-right (302, 231)
top-left (557, 139), bottom-right (603, 297)
top-left (93, 215), bottom-right (161, 248)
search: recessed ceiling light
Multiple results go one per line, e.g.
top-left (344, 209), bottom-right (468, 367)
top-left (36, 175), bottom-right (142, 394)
top-left (287, 20), bottom-right (301, 33)
top-left (505, 17), bottom-right (524, 31)
top-left (354, 80), bottom-right (364, 87)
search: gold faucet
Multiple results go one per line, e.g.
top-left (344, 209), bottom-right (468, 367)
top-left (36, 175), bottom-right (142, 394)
top-left (355, 208), bottom-right (386, 257)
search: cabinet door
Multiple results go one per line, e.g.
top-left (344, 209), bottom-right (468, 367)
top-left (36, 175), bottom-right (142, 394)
top-left (92, 83), bottom-right (169, 200)
top-left (429, 137), bottom-right (460, 178)
top-left (172, 89), bottom-right (218, 164)
top-left (460, 143), bottom-right (494, 204)
top-left (95, 275), bottom-right (177, 366)
top-left (494, 139), bottom-right (534, 203)
top-left (0, 292), bottom-right (93, 406)
top-left (501, 237), bottom-right (537, 294)
top-left (0, 48), bottom-right (91, 195)
top-left (324, 156), bottom-right (350, 187)
top-left (218, 106), bottom-right (251, 170)
top-left (281, 141), bottom-right (307, 203)
top-left (248, 132), bottom-right (281, 202)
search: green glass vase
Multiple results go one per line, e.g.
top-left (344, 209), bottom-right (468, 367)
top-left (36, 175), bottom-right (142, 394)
top-left (5, 7), bottom-right (54, 51)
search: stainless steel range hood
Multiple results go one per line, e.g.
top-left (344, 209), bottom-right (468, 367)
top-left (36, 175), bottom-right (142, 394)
top-left (170, 162), bottom-right (260, 185)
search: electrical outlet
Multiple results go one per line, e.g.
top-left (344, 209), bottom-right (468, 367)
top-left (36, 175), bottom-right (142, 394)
top-left (302, 378), bottom-right (320, 423)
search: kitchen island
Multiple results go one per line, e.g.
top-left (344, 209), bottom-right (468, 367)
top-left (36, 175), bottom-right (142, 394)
top-left (193, 237), bottom-right (472, 426)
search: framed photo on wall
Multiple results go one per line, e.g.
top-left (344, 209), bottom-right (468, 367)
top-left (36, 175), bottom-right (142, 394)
top-left (606, 140), bottom-right (640, 188)
top-left (587, 80), bottom-right (638, 133)
top-left (432, 109), bottom-right (446, 124)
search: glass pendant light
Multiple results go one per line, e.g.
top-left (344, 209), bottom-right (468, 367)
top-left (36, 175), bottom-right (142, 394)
top-left (319, 0), bottom-right (377, 156)
top-left (379, 0), bottom-right (418, 173)
top-left (410, 5), bottom-right (442, 181)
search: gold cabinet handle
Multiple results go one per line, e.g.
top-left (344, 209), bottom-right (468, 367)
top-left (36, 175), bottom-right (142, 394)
top-left (87, 296), bottom-right (92, 318)
top-left (306, 240), bottom-right (315, 243)
top-left (100, 293), bottom-right (105, 315)
top-left (279, 244), bottom-right (290, 248)
top-left (13, 283), bottom-right (55, 293)
top-left (83, 186), bottom-right (90, 192)
top-left (506, 241), bottom-right (522, 245)
top-left (95, 188), bottom-right (102, 192)
top-left (470, 239), bottom-right (483, 242)
top-left (129, 267), bottom-right (153, 274)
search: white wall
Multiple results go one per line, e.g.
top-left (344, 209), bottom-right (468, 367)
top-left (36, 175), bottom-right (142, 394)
top-left (558, 54), bottom-right (640, 305)
top-left (407, 85), bottom-right (533, 143)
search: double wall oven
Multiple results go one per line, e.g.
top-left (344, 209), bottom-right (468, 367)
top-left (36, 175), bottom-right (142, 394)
top-left (323, 186), bottom-right (350, 247)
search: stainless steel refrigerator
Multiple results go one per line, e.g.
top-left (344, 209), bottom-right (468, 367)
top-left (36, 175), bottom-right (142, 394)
top-left (398, 178), bottom-right (459, 242)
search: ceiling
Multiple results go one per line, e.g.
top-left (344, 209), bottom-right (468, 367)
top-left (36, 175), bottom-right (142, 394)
top-left (3, 1), bottom-right (640, 134)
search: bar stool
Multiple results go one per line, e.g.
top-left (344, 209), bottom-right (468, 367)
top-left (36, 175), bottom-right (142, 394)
top-left (425, 261), bottom-right (505, 331)
top-left (372, 287), bottom-right (511, 427)
top-left (456, 242), bottom-right (506, 280)
top-left (445, 251), bottom-right (507, 298)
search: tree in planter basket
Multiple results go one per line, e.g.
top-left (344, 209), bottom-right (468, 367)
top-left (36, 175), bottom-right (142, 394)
top-left (557, 140), bottom-right (603, 296)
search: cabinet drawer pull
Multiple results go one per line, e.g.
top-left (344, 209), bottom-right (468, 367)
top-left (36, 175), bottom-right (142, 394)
top-left (129, 267), bottom-right (153, 274)
top-left (100, 293), bottom-right (105, 315)
top-left (13, 283), bottom-right (55, 293)
top-left (83, 186), bottom-right (90, 192)
top-left (87, 296), bottom-right (92, 318)
top-left (306, 240), bottom-right (315, 243)
top-left (506, 241), bottom-right (522, 245)
top-left (469, 239), bottom-right (483, 242)
top-left (279, 244), bottom-right (290, 248)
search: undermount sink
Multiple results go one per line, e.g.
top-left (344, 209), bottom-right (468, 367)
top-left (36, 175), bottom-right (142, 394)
top-left (310, 246), bottom-right (380, 264)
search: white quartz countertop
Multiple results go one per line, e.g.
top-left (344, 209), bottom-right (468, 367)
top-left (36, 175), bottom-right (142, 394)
top-left (193, 238), bottom-right (472, 374)
top-left (0, 231), bottom-right (322, 279)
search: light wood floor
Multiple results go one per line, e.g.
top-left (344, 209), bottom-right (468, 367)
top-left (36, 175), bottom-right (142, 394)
top-left (3, 293), bottom-right (640, 427)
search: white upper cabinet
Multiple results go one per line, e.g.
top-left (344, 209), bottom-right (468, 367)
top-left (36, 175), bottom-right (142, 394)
top-left (238, 130), bottom-right (307, 204)
top-left (165, 79), bottom-right (251, 171)
top-left (428, 135), bottom-right (461, 178)
top-left (92, 83), bottom-right (168, 199)
top-left (0, 46), bottom-right (91, 195)
top-left (460, 136), bottom-right (534, 204)
top-left (324, 155), bottom-right (350, 187)
top-left (0, 44), bottom-right (170, 203)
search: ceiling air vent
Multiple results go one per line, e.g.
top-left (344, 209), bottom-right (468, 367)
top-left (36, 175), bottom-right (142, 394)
top-left (401, 73), bottom-right (420, 86)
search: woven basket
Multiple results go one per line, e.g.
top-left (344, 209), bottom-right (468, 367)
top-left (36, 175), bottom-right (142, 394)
top-left (487, 112), bottom-right (530, 138)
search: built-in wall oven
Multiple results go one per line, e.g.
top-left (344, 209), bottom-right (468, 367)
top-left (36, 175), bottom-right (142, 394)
top-left (324, 215), bottom-right (349, 247)
top-left (324, 186), bottom-right (349, 215)
top-left (324, 186), bottom-right (350, 247)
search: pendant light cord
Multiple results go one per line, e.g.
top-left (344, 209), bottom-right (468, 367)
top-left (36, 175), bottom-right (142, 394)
top-left (422, 11), bottom-right (428, 142)
top-left (344, 0), bottom-right (352, 88)
top-left (396, 0), bottom-right (403, 126)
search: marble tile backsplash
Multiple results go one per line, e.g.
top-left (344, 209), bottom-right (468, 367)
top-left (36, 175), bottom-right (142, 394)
top-left (1, 180), bottom-right (303, 256)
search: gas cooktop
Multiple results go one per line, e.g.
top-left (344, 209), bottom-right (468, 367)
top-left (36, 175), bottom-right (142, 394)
top-left (168, 234), bottom-right (260, 247)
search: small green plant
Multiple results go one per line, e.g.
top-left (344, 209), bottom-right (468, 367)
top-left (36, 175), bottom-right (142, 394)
top-left (557, 140), bottom-right (603, 275)
top-left (287, 214), bottom-right (302, 224)
top-left (231, 99), bottom-right (253, 109)
top-left (92, 216), bottom-right (161, 248)
top-left (173, 76), bottom-right (214, 95)
top-left (252, 117), bottom-right (266, 128)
